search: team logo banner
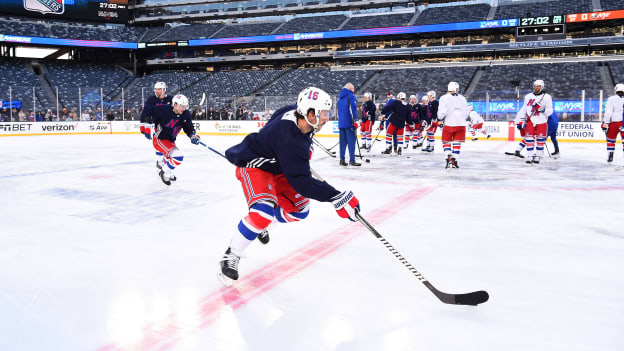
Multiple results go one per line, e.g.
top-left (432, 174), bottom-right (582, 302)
top-left (23, 0), bottom-right (64, 15)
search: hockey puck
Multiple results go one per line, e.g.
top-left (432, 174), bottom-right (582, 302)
top-left (365, 159), bottom-right (370, 163)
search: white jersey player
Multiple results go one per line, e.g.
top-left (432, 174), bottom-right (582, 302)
top-left (515, 80), bottom-right (553, 164)
top-left (602, 83), bottom-right (624, 163)
top-left (437, 82), bottom-right (470, 168)
top-left (467, 105), bottom-right (490, 140)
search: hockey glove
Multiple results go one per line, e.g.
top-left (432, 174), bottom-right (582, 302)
top-left (353, 122), bottom-right (359, 129)
top-left (421, 120), bottom-right (429, 130)
top-left (140, 123), bottom-right (153, 140)
top-left (516, 122), bottom-right (526, 130)
top-left (601, 123), bottom-right (608, 133)
top-left (619, 125), bottom-right (624, 133)
top-left (331, 190), bottom-right (360, 222)
top-left (190, 134), bottom-right (201, 145)
top-left (377, 123), bottom-right (384, 131)
top-left (438, 121), bottom-right (444, 129)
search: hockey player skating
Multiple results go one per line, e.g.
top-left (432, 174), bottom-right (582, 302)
top-left (422, 91), bottom-right (439, 152)
top-left (378, 93), bottom-right (398, 150)
top-left (140, 81), bottom-right (172, 140)
top-left (438, 82), bottom-right (470, 168)
top-left (360, 92), bottom-right (376, 150)
top-left (602, 83), bottom-right (624, 163)
top-left (515, 80), bottom-right (553, 164)
top-left (337, 83), bottom-right (361, 167)
top-left (467, 105), bottom-right (490, 140)
top-left (381, 92), bottom-right (414, 156)
top-left (151, 94), bottom-right (201, 185)
top-left (405, 95), bottom-right (422, 149)
top-left (218, 87), bottom-right (361, 286)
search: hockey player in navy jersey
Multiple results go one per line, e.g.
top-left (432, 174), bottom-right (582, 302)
top-left (218, 87), bottom-right (361, 286)
top-left (380, 92), bottom-right (414, 156)
top-left (405, 95), bottom-right (422, 149)
top-left (422, 91), bottom-right (439, 152)
top-left (151, 94), bottom-right (201, 185)
top-left (360, 92), bottom-right (376, 150)
top-left (140, 81), bottom-right (172, 140)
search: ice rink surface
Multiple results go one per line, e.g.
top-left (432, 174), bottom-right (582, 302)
top-left (1, 133), bottom-right (623, 351)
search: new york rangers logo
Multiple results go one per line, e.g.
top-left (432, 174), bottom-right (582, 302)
top-left (24, 0), bottom-right (64, 15)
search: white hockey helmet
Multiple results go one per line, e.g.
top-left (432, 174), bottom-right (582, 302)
top-left (397, 92), bottom-right (407, 101)
top-left (364, 92), bottom-right (373, 99)
top-left (533, 79), bottom-right (545, 93)
top-left (422, 95), bottom-right (429, 102)
top-left (172, 94), bottom-right (189, 109)
top-left (154, 81), bottom-right (167, 94)
top-left (409, 94), bottom-right (417, 102)
top-left (448, 82), bottom-right (460, 93)
top-left (427, 90), bottom-right (436, 98)
top-left (297, 87), bottom-right (332, 132)
top-left (615, 83), bottom-right (624, 94)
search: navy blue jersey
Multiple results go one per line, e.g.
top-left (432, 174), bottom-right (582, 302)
top-left (409, 103), bottom-right (421, 124)
top-left (381, 100), bottom-right (414, 129)
top-left (152, 104), bottom-right (196, 142)
top-left (140, 95), bottom-right (172, 124)
top-left (225, 105), bottom-right (340, 202)
top-left (362, 100), bottom-right (376, 123)
top-left (419, 102), bottom-right (432, 124)
top-left (429, 99), bottom-right (439, 121)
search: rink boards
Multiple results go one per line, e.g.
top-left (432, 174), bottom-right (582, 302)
top-left (0, 120), bottom-right (607, 142)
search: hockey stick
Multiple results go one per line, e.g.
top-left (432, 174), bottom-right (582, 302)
top-left (368, 122), bottom-right (384, 152)
top-left (312, 137), bottom-right (337, 158)
top-left (198, 141), bottom-right (226, 158)
top-left (309, 168), bottom-right (489, 305)
top-left (327, 141), bottom-right (339, 151)
top-left (199, 92), bottom-right (206, 107)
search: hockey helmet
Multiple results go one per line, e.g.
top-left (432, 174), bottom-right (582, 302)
top-left (448, 82), bottom-right (460, 93)
top-left (297, 87), bottom-right (332, 132)
top-left (615, 83), bottom-right (624, 94)
top-left (427, 90), bottom-right (436, 98)
top-left (409, 94), bottom-right (417, 103)
top-left (364, 92), bottom-right (373, 99)
top-left (533, 79), bottom-right (545, 93)
top-left (154, 81), bottom-right (167, 95)
top-left (397, 92), bottom-right (407, 101)
top-left (172, 94), bottom-right (189, 109)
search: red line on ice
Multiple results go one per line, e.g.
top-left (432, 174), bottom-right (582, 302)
top-left (97, 186), bottom-right (436, 351)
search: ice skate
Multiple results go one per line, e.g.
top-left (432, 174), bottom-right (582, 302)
top-left (608, 152), bottom-right (614, 163)
top-left (396, 148), bottom-right (402, 156)
top-left (381, 146), bottom-right (392, 155)
top-left (257, 229), bottom-right (270, 245)
top-left (156, 160), bottom-right (163, 169)
top-left (472, 137), bottom-right (478, 141)
top-left (450, 157), bottom-right (459, 168)
top-left (532, 156), bottom-right (540, 164)
top-left (217, 247), bottom-right (241, 287)
top-left (445, 155), bottom-right (453, 169)
top-left (159, 169), bottom-right (171, 185)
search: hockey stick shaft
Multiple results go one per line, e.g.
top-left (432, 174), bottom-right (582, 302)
top-left (312, 137), bottom-right (336, 158)
top-left (198, 141), bottom-right (226, 158)
top-left (309, 168), bottom-right (489, 306)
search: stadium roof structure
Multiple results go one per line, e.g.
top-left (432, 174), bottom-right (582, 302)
top-left (131, 0), bottom-right (473, 23)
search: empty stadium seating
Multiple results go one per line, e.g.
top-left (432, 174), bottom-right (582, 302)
top-left (494, 0), bottom-right (593, 19)
top-left (415, 4), bottom-right (491, 26)
top-left (275, 15), bottom-right (346, 34)
top-left (340, 12), bottom-right (414, 31)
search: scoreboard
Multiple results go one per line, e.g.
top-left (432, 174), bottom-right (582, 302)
top-left (0, 0), bottom-right (128, 24)
top-left (516, 14), bottom-right (566, 39)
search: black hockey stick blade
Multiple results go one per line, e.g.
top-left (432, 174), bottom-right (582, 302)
top-left (424, 281), bottom-right (489, 305)
top-left (356, 212), bottom-right (489, 306)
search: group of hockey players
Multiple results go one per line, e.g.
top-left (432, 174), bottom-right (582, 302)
top-left (356, 83), bottom-right (473, 169)
top-left (137, 79), bottom-right (624, 288)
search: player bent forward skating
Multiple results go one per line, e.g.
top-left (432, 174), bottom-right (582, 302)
top-left (218, 87), bottom-right (361, 286)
